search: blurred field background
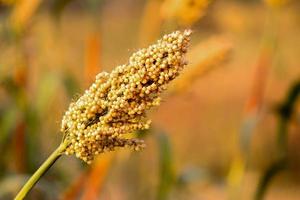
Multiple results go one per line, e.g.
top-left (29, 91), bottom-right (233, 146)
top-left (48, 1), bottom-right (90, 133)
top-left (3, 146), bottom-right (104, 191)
top-left (0, 0), bottom-right (300, 199)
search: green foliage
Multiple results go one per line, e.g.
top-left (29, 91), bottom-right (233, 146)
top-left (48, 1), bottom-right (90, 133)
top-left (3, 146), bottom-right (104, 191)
top-left (156, 131), bottom-right (175, 200)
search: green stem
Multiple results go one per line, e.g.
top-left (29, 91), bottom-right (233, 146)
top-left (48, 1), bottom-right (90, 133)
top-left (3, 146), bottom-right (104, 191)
top-left (15, 142), bottom-right (68, 200)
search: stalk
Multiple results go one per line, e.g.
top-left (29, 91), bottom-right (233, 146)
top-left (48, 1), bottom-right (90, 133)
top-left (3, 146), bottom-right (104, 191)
top-left (15, 142), bottom-right (68, 200)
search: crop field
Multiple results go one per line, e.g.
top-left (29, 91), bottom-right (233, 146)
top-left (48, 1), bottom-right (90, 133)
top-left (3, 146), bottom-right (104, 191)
top-left (0, 0), bottom-right (299, 199)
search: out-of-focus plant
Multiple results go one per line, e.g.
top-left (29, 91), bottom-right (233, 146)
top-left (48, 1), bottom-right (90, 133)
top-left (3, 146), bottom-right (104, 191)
top-left (9, 0), bottom-right (42, 34)
top-left (156, 130), bottom-right (210, 200)
top-left (264, 0), bottom-right (290, 8)
top-left (61, 173), bottom-right (85, 200)
top-left (84, 33), bottom-right (102, 86)
top-left (139, 0), bottom-right (163, 46)
top-left (156, 131), bottom-right (175, 200)
top-left (161, 0), bottom-right (211, 26)
top-left (227, 45), bottom-right (275, 199)
top-left (80, 153), bottom-right (113, 200)
top-left (139, 0), bottom-right (212, 46)
top-left (227, 0), bottom-right (282, 198)
top-left (170, 35), bottom-right (232, 94)
top-left (255, 80), bottom-right (300, 200)
top-left (0, 0), bottom-right (17, 6)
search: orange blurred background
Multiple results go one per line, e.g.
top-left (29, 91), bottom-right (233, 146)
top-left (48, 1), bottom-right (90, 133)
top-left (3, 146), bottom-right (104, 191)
top-left (0, 0), bottom-right (299, 199)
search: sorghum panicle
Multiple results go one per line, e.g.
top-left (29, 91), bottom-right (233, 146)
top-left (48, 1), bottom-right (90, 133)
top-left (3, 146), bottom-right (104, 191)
top-left (61, 30), bottom-right (191, 163)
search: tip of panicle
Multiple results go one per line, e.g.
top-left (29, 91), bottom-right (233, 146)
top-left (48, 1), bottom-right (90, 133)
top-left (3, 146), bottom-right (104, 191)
top-left (183, 29), bottom-right (192, 37)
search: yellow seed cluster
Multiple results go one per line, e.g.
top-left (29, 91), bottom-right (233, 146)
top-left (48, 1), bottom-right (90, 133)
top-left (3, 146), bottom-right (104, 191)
top-left (61, 30), bottom-right (191, 163)
top-left (161, 0), bottom-right (211, 26)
